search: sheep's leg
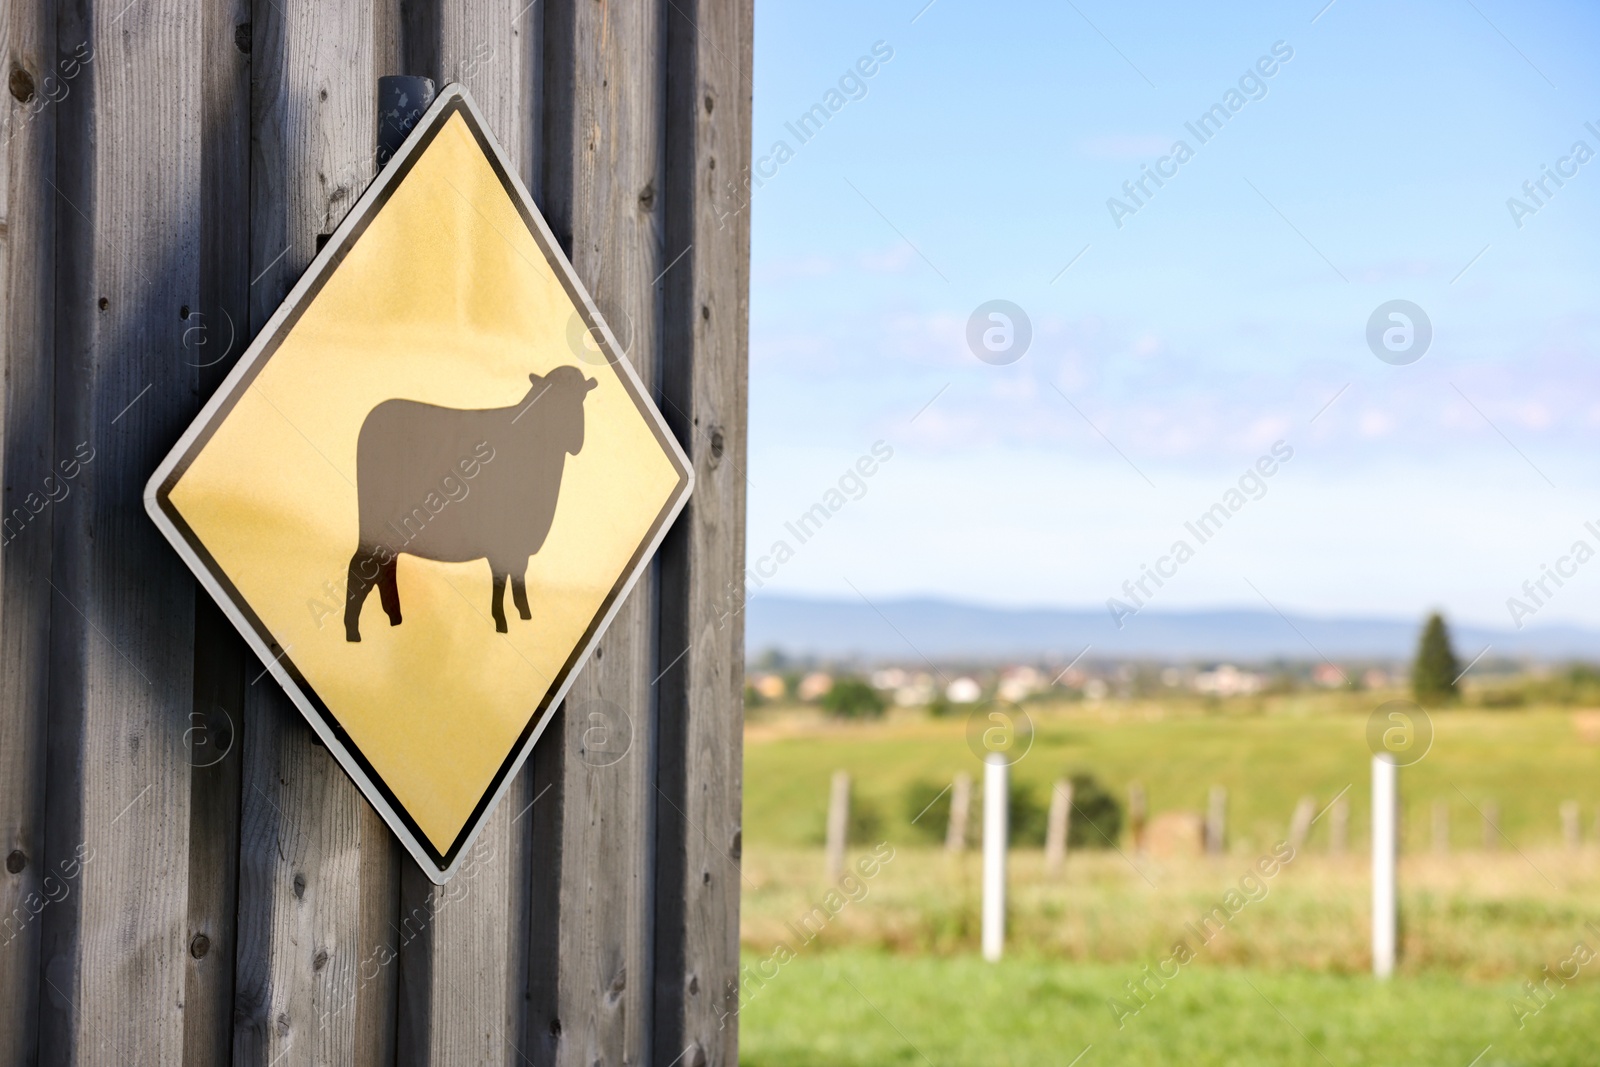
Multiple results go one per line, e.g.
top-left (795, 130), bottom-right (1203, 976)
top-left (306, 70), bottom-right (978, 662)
top-left (378, 559), bottom-right (403, 626)
top-left (344, 550), bottom-right (377, 642)
top-left (491, 572), bottom-right (508, 633)
top-left (511, 574), bottom-right (531, 621)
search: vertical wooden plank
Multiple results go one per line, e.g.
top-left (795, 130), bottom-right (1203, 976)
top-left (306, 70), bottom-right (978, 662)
top-left (232, 3), bottom-right (402, 1063)
top-left (38, 0), bottom-right (202, 1061)
top-left (0, 0), bottom-right (56, 1061)
top-left (657, 0), bottom-right (751, 1059)
top-left (392, 3), bottom-right (540, 1063)
top-left (537, 2), bottom-right (668, 1061)
top-left (181, 1), bottom-right (253, 1063)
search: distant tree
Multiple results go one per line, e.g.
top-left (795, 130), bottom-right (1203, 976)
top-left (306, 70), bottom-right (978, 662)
top-left (754, 647), bottom-right (790, 671)
top-left (821, 677), bottom-right (885, 719)
top-left (1412, 613), bottom-right (1460, 705)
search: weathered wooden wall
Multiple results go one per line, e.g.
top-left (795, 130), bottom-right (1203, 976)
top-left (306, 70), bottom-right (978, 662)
top-left (0, 0), bottom-right (748, 1063)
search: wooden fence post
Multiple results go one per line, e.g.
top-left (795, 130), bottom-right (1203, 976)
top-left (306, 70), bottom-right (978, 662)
top-left (1128, 781), bottom-right (1147, 854)
top-left (0, 1), bottom-right (749, 1062)
top-left (1044, 779), bottom-right (1071, 875)
top-left (946, 772), bottom-right (971, 853)
top-left (1561, 800), bottom-right (1581, 851)
top-left (825, 771), bottom-right (850, 881)
top-left (0, 0), bottom-right (61, 1060)
top-left (35, 0), bottom-right (206, 1059)
top-left (384, 16), bottom-right (534, 1063)
top-left (233, 10), bottom-right (403, 1064)
top-left (1288, 796), bottom-right (1315, 852)
top-left (655, 0), bottom-right (752, 1059)
top-left (1205, 785), bottom-right (1226, 856)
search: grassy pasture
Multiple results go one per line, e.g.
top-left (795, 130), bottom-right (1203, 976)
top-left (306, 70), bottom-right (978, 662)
top-left (739, 697), bottom-right (1600, 1064)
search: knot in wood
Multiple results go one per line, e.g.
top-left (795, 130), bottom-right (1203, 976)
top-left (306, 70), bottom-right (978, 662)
top-left (9, 68), bottom-right (36, 103)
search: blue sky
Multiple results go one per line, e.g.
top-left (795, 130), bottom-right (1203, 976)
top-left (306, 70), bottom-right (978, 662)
top-left (746, 0), bottom-right (1600, 630)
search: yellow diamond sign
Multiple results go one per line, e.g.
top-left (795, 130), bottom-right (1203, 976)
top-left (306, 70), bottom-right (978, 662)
top-left (146, 86), bottom-right (693, 883)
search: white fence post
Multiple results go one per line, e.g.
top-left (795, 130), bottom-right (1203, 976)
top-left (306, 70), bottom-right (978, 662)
top-left (1372, 755), bottom-right (1397, 979)
top-left (982, 753), bottom-right (1008, 962)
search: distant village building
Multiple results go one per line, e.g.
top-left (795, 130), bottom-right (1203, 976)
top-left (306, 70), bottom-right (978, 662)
top-left (894, 675), bottom-right (936, 707)
top-left (1311, 663), bottom-right (1345, 688)
top-left (870, 667), bottom-right (907, 690)
top-left (998, 665), bottom-right (1045, 702)
top-left (946, 677), bottom-right (982, 703)
top-left (1192, 664), bottom-right (1264, 696)
top-left (751, 674), bottom-right (787, 701)
top-left (798, 672), bottom-right (834, 701)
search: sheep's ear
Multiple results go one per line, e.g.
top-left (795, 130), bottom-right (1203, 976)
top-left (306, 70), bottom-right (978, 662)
top-left (528, 372), bottom-right (542, 384)
top-left (583, 377), bottom-right (598, 392)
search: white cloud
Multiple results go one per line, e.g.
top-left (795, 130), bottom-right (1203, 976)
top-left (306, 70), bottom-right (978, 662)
top-left (858, 244), bottom-right (916, 273)
top-left (1076, 134), bottom-right (1171, 160)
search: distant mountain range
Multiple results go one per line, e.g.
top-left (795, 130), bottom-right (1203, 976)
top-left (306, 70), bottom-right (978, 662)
top-left (743, 594), bottom-right (1600, 664)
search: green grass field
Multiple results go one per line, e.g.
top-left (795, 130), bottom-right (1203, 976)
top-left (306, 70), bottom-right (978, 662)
top-left (739, 950), bottom-right (1600, 1067)
top-left (739, 697), bottom-right (1600, 1064)
top-left (744, 696), bottom-right (1600, 854)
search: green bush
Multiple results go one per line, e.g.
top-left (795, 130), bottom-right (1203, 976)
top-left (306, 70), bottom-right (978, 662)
top-left (850, 793), bottom-right (884, 841)
top-left (1064, 772), bottom-right (1122, 849)
top-left (1522, 663), bottom-right (1600, 706)
top-left (1007, 781), bottom-right (1047, 847)
top-left (904, 778), bottom-right (952, 844)
top-left (900, 775), bottom-right (1049, 847)
top-left (1476, 688), bottom-right (1526, 709)
top-left (821, 677), bottom-right (886, 719)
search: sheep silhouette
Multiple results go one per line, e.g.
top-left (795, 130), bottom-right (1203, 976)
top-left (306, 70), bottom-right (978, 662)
top-left (344, 365), bottom-right (598, 641)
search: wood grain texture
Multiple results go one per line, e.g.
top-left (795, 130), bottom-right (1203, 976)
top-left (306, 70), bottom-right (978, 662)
top-left (1, 0), bottom-right (745, 1056)
top-left (0, 0), bottom-right (57, 1061)
top-left (538, 1), bottom-right (668, 1061)
top-left (232, 2), bottom-right (400, 1063)
top-left (181, 2), bottom-right (253, 1063)
top-left (656, 0), bottom-right (751, 1061)
top-left (38, 0), bottom-right (203, 1062)
top-left (394, 4), bottom-right (539, 1063)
